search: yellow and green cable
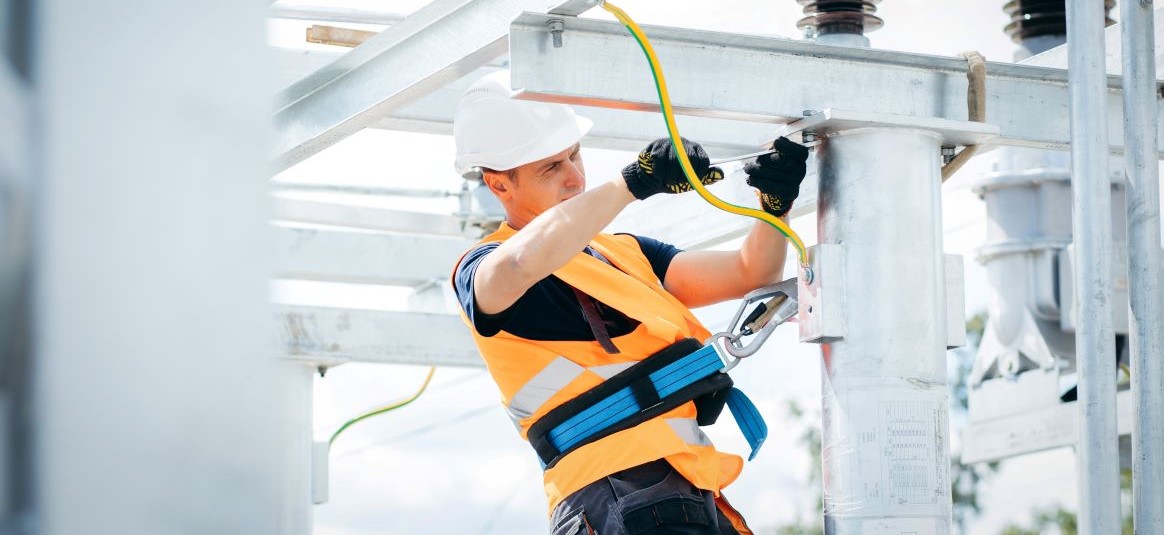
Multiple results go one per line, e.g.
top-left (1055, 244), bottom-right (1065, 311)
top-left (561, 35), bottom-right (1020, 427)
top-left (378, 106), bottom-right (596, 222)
top-left (329, 367), bottom-right (437, 447)
top-left (600, 1), bottom-right (810, 269)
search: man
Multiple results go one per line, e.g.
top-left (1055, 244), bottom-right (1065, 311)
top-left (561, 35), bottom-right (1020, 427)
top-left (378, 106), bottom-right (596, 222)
top-left (450, 74), bottom-right (807, 535)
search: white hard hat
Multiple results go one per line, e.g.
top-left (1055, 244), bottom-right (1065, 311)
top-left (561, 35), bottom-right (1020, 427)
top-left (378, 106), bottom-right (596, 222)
top-left (453, 71), bottom-right (593, 178)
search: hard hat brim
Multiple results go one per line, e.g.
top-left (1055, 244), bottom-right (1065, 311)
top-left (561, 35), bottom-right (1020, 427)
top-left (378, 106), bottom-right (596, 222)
top-left (454, 111), bottom-right (593, 177)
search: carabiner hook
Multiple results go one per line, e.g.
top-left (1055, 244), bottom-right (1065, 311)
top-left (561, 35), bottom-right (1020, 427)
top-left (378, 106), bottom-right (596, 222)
top-left (711, 277), bottom-right (799, 360)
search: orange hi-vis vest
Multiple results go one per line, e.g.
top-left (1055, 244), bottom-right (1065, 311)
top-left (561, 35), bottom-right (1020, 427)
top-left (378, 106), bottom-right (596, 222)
top-left (454, 223), bottom-right (744, 513)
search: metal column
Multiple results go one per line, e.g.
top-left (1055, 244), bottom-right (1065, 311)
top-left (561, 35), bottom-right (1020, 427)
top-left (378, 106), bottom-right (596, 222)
top-left (815, 128), bottom-right (952, 534)
top-left (0, 2), bottom-right (32, 529)
top-left (1120, 0), bottom-right (1164, 532)
top-left (32, 1), bottom-right (300, 534)
top-left (1067, 0), bottom-right (1121, 532)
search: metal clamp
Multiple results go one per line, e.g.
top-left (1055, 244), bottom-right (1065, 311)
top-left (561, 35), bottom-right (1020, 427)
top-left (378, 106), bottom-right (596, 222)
top-left (710, 277), bottom-right (799, 361)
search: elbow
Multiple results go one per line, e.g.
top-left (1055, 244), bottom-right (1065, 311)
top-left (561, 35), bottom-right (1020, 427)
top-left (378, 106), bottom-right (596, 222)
top-left (496, 249), bottom-right (542, 286)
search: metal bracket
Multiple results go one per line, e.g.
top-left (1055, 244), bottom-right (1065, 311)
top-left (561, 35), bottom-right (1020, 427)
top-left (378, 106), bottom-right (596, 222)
top-left (799, 244), bottom-right (845, 343)
top-left (771, 108), bottom-right (1001, 148)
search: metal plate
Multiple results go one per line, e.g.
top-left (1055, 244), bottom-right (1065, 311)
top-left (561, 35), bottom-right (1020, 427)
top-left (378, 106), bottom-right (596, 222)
top-left (776, 108), bottom-right (1000, 148)
top-left (799, 244), bottom-right (845, 343)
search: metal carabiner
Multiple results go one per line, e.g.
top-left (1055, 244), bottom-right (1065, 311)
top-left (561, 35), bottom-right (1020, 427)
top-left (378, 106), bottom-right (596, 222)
top-left (709, 276), bottom-right (799, 361)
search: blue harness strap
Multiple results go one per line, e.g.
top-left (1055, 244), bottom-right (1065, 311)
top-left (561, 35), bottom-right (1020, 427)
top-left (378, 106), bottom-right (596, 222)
top-left (537, 343), bottom-right (767, 466)
top-left (725, 387), bottom-right (767, 461)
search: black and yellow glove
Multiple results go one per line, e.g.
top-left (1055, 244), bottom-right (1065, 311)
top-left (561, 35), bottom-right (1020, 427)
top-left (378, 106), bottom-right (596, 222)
top-left (621, 137), bottom-right (725, 200)
top-left (744, 137), bottom-right (809, 217)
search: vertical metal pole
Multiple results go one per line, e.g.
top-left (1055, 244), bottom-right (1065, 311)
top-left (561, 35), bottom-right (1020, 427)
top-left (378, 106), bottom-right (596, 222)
top-left (32, 1), bottom-right (301, 534)
top-left (816, 128), bottom-right (952, 535)
top-left (1067, 0), bottom-right (1121, 532)
top-left (1120, 0), bottom-right (1164, 532)
top-left (1, 1), bottom-right (34, 530)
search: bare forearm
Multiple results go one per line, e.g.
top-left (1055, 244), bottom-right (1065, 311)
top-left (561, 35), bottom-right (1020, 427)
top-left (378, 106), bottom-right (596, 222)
top-left (474, 180), bottom-right (636, 314)
top-left (737, 218), bottom-right (789, 286)
top-left (663, 217), bottom-right (790, 308)
top-left (502, 180), bottom-right (635, 277)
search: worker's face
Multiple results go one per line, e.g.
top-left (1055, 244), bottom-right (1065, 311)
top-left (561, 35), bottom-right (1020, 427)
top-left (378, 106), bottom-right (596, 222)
top-left (486, 143), bottom-right (586, 228)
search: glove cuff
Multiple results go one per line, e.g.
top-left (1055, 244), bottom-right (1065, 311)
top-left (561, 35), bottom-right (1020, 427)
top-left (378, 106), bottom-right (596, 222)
top-left (621, 163), bottom-right (658, 200)
top-left (759, 192), bottom-right (793, 218)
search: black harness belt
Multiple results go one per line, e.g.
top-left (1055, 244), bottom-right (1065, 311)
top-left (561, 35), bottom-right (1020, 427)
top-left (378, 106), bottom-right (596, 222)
top-left (526, 338), bottom-right (767, 470)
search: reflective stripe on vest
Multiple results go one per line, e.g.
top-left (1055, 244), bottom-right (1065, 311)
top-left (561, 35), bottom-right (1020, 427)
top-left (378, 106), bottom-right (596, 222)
top-left (453, 224), bottom-right (744, 513)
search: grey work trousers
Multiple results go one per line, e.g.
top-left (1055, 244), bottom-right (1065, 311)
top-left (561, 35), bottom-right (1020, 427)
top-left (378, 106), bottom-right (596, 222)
top-left (548, 460), bottom-right (748, 535)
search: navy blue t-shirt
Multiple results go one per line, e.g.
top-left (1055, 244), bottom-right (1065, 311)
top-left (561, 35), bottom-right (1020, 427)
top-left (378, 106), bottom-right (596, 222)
top-left (453, 235), bottom-right (682, 340)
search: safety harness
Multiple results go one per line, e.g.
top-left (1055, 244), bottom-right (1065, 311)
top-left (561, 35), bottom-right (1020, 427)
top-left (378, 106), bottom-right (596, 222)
top-left (527, 337), bottom-right (768, 469)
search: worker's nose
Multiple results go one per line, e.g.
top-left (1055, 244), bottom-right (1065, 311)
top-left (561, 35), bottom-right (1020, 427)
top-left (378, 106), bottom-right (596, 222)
top-left (563, 161), bottom-right (585, 189)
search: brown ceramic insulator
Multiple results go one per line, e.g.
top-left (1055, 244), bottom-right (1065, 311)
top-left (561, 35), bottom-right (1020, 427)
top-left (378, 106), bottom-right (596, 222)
top-left (795, 0), bottom-right (883, 36)
top-left (1002, 0), bottom-right (1116, 44)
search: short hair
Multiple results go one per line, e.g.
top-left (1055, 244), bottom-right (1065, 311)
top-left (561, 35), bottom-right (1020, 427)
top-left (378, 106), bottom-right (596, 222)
top-left (482, 167), bottom-right (519, 183)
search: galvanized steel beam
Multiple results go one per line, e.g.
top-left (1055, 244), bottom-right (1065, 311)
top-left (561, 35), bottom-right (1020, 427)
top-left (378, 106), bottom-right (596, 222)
top-left (270, 50), bottom-right (771, 153)
top-left (277, 305), bottom-right (484, 368)
top-left (273, 0), bottom-right (598, 171)
top-left (509, 13), bottom-right (1164, 156)
top-left (962, 389), bottom-right (1133, 465)
top-left (272, 197), bottom-right (471, 237)
top-left (274, 226), bottom-right (475, 286)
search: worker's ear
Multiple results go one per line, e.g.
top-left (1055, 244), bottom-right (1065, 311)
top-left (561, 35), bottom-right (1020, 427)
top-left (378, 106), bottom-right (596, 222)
top-left (482, 169), bottom-right (512, 198)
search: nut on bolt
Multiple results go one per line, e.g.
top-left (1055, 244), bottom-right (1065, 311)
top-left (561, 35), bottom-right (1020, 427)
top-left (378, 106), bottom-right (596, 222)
top-left (548, 18), bottom-right (565, 48)
top-left (942, 145), bottom-right (956, 164)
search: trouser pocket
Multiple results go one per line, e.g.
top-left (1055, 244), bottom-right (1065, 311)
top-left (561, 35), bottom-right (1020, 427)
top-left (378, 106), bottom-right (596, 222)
top-left (620, 494), bottom-right (716, 535)
top-left (551, 509), bottom-right (596, 535)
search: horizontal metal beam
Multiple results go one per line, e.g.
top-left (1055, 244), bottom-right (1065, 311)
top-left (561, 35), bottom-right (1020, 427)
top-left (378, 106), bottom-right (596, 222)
top-left (510, 13), bottom-right (1164, 156)
top-left (962, 388), bottom-right (1132, 464)
top-left (272, 197), bottom-right (474, 237)
top-left (277, 305), bottom-right (483, 368)
top-left (270, 47), bottom-right (774, 153)
top-left (274, 226), bottom-right (474, 286)
top-left (372, 64), bottom-right (778, 154)
top-left (269, 3), bottom-right (406, 26)
top-left (274, 0), bottom-right (597, 172)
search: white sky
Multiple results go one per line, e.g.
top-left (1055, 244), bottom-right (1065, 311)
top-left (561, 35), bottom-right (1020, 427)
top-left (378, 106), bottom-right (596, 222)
top-left (267, 1), bottom-right (1146, 533)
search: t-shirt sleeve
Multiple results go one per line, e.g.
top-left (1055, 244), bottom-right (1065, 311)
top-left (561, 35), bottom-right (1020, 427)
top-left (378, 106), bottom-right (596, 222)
top-left (623, 234), bottom-right (683, 283)
top-left (452, 243), bottom-right (516, 337)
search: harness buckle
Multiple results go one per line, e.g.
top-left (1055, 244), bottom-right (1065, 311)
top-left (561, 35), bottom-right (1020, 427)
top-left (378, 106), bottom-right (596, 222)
top-left (711, 333), bottom-right (742, 373)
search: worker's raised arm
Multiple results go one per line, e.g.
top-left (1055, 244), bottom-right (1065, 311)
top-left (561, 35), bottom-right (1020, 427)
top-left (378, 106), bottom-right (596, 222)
top-left (663, 138), bottom-right (809, 308)
top-left (473, 173), bottom-right (635, 315)
top-left (473, 138), bottom-right (726, 316)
